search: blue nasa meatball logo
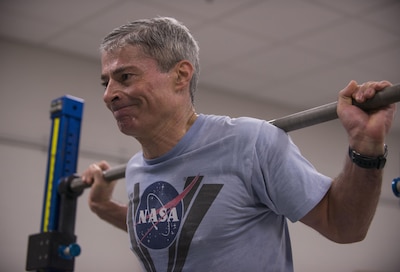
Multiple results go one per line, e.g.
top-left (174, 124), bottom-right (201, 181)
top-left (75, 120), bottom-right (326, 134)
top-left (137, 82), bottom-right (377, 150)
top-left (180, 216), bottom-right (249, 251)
top-left (135, 181), bottom-right (183, 249)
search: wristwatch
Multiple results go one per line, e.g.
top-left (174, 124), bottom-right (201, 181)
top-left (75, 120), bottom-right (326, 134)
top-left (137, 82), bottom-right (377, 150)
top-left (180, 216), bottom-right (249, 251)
top-left (348, 145), bottom-right (388, 169)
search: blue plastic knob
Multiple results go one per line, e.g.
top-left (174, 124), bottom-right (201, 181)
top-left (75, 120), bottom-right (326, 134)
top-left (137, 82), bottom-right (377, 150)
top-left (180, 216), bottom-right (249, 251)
top-left (392, 177), bottom-right (400, 198)
top-left (59, 243), bottom-right (81, 259)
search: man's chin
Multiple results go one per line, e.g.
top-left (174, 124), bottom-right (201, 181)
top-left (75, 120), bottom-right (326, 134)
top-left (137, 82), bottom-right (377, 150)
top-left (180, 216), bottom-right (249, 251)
top-left (117, 121), bottom-right (134, 136)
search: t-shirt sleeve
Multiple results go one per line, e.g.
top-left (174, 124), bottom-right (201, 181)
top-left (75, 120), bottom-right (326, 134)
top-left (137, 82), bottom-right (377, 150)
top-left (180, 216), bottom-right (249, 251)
top-left (252, 121), bottom-right (332, 222)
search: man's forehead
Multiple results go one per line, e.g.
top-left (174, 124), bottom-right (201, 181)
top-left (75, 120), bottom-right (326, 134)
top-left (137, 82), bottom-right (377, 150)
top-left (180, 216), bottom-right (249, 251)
top-left (100, 47), bottom-right (157, 78)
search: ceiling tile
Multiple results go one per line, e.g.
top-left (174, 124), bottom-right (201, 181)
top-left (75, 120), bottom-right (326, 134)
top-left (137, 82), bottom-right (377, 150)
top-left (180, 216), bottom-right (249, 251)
top-left (296, 19), bottom-right (399, 59)
top-left (146, 0), bottom-right (254, 20)
top-left (227, 44), bottom-right (334, 83)
top-left (0, 0), bottom-right (116, 43)
top-left (221, 0), bottom-right (342, 40)
top-left (311, 0), bottom-right (395, 14)
top-left (80, 1), bottom-right (201, 36)
top-left (50, 1), bottom-right (204, 59)
top-left (193, 24), bottom-right (268, 69)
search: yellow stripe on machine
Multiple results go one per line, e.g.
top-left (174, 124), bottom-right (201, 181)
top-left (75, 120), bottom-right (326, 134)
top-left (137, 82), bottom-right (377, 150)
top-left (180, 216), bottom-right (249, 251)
top-left (43, 118), bottom-right (60, 232)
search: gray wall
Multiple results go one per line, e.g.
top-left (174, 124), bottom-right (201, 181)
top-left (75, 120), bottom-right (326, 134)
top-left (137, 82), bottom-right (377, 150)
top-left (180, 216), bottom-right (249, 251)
top-left (1, 39), bottom-right (399, 272)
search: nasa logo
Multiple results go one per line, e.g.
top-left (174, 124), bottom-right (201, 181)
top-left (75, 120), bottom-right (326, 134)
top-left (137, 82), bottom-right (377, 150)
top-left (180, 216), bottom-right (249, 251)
top-left (135, 181), bottom-right (183, 249)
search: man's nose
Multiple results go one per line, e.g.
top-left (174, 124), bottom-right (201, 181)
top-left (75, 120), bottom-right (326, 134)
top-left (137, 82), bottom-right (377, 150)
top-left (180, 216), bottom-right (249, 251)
top-left (103, 80), bottom-right (120, 104)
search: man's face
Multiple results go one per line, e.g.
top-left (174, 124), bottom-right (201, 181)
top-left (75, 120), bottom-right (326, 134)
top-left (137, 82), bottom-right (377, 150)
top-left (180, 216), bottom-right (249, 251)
top-left (100, 45), bottom-right (178, 139)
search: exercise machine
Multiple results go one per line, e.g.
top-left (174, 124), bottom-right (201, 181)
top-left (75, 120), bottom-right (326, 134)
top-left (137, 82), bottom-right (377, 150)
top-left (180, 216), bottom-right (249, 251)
top-left (26, 96), bottom-right (84, 271)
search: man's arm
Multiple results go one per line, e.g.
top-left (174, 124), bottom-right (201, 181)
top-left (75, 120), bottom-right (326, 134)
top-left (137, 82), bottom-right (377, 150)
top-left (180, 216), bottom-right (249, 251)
top-left (82, 161), bottom-right (128, 232)
top-left (300, 80), bottom-right (397, 243)
top-left (301, 156), bottom-right (383, 243)
top-left (89, 198), bottom-right (128, 232)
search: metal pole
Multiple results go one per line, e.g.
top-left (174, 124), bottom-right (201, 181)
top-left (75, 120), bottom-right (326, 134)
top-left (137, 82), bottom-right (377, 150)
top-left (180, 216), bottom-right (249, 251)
top-left (70, 83), bottom-right (400, 192)
top-left (269, 84), bottom-right (400, 132)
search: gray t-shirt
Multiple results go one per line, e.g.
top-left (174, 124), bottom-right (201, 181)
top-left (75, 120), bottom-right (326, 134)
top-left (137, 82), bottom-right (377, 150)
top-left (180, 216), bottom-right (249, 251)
top-left (126, 114), bottom-right (331, 272)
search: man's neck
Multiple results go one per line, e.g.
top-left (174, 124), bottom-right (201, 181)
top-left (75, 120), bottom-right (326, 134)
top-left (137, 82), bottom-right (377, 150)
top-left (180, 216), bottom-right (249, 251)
top-left (139, 109), bottom-right (198, 159)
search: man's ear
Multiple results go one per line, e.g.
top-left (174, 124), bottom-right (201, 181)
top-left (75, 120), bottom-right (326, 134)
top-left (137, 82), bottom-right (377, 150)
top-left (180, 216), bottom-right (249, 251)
top-left (174, 60), bottom-right (194, 89)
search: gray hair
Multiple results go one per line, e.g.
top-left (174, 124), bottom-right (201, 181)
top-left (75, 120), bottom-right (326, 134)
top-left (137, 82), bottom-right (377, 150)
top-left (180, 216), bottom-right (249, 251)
top-left (100, 17), bottom-right (200, 104)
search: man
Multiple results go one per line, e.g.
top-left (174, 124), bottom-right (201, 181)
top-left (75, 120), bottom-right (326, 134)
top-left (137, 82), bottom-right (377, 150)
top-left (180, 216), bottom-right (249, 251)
top-left (81, 17), bottom-right (396, 271)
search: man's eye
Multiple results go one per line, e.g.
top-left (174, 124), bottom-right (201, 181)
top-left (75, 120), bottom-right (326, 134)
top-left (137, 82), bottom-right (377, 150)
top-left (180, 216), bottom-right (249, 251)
top-left (101, 81), bottom-right (108, 89)
top-left (121, 74), bottom-right (132, 81)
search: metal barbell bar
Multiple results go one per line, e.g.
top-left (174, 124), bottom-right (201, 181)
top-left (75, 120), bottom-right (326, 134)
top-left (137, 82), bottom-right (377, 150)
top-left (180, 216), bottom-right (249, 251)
top-left (69, 84), bottom-right (400, 193)
top-left (269, 83), bottom-right (400, 131)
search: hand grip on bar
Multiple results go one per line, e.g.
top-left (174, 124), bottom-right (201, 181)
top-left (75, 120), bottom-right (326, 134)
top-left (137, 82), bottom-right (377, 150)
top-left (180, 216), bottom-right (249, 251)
top-left (69, 164), bottom-right (127, 191)
top-left (69, 83), bottom-right (400, 193)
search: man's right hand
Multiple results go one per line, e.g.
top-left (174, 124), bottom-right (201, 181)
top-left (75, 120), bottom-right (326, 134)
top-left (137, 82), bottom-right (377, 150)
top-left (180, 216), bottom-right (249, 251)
top-left (81, 161), bottom-right (117, 211)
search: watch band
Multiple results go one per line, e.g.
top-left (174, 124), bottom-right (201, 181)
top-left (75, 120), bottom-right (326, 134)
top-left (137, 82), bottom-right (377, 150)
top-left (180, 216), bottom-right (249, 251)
top-left (348, 145), bottom-right (388, 169)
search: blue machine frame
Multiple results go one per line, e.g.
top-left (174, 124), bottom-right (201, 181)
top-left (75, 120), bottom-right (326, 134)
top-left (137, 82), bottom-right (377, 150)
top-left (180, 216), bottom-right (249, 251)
top-left (41, 95), bottom-right (84, 232)
top-left (26, 95), bottom-right (84, 272)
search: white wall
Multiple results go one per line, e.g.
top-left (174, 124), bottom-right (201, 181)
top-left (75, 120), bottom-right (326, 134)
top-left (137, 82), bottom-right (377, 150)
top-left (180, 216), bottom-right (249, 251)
top-left (0, 39), bottom-right (399, 272)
